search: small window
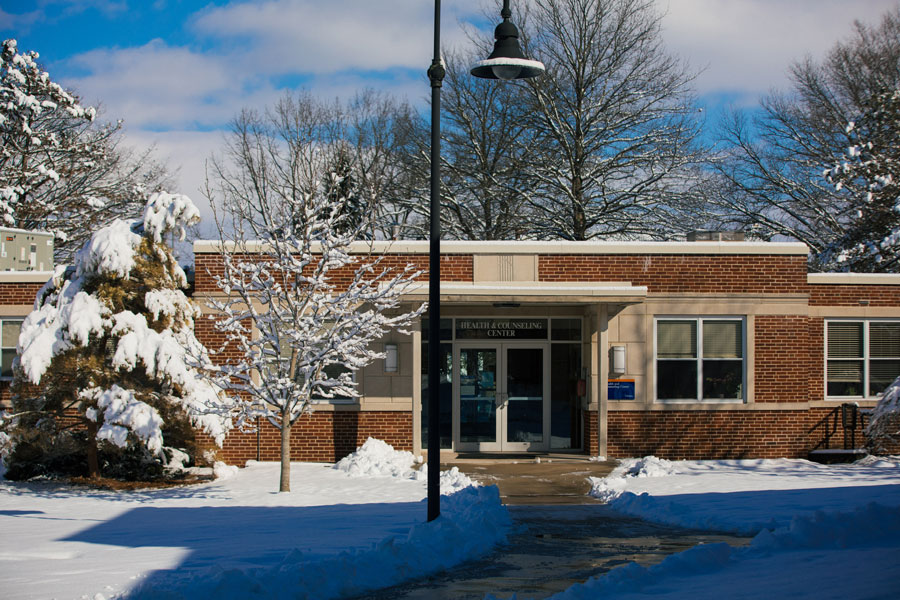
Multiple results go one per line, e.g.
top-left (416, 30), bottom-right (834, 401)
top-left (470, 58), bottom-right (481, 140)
top-left (826, 320), bottom-right (900, 398)
top-left (1, 319), bottom-right (22, 379)
top-left (656, 318), bottom-right (744, 402)
top-left (278, 332), bottom-right (356, 403)
top-left (551, 318), bottom-right (582, 341)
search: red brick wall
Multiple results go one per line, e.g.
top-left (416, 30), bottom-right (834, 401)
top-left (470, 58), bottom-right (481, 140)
top-left (754, 316), bottom-right (812, 403)
top-left (809, 284), bottom-right (900, 306)
top-left (194, 252), bottom-right (473, 294)
top-left (219, 411), bottom-right (413, 463)
top-left (0, 282), bottom-right (44, 305)
top-left (539, 254), bottom-right (808, 294)
top-left (604, 410), bottom-right (812, 459)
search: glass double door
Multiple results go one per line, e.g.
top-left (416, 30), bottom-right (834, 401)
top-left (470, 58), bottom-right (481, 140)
top-left (455, 343), bottom-right (549, 452)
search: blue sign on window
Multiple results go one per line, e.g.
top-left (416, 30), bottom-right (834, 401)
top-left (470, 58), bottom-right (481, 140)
top-left (608, 379), bottom-right (635, 400)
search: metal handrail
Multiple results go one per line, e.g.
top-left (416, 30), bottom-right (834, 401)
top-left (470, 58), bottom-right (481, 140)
top-left (809, 403), bottom-right (869, 451)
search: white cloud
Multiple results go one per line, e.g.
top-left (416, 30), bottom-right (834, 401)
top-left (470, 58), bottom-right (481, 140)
top-left (64, 39), bottom-right (286, 130)
top-left (660, 0), bottom-right (900, 97)
top-left (189, 0), bottom-right (477, 75)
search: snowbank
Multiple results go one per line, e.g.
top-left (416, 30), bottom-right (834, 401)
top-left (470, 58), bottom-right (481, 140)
top-left (130, 485), bottom-right (509, 600)
top-left (591, 456), bottom-right (900, 535)
top-left (548, 502), bottom-right (900, 600)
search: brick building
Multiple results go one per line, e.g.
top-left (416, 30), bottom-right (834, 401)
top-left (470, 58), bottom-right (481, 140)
top-left (191, 239), bottom-right (900, 463)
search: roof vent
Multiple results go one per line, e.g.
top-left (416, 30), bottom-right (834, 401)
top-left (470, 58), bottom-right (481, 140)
top-left (686, 231), bottom-right (745, 242)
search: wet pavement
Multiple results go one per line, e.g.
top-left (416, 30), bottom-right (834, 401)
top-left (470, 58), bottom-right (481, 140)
top-left (443, 454), bottom-right (617, 505)
top-left (352, 504), bottom-right (751, 600)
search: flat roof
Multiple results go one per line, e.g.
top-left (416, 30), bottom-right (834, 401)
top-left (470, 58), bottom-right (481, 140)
top-left (808, 273), bottom-right (900, 285)
top-left (194, 239), bottom-right (809, 256)
top-left (401, 282), bottom-right (648, 304)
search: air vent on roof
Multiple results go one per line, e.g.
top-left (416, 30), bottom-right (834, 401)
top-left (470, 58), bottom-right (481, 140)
top-left (686, 231), bottom-right (745, 242)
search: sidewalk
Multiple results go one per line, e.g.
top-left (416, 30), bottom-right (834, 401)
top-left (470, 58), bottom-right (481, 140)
top-left (442, 455), bottom-right (617, 505)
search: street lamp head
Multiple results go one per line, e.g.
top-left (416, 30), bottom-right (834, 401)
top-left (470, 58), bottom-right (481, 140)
top-left (470, 1), bottom-right (544, 80)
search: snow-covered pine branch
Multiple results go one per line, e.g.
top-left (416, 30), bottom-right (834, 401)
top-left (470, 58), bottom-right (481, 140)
top-left (8, 192), bottom-right (238, 480)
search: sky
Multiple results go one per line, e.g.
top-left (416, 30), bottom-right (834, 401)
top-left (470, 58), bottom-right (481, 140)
top-left (1, 0), bottom-right (899, 234)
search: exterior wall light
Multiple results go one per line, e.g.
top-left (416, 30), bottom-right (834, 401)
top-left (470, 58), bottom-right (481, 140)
top-left (611, 345), bottom-right (627, 376)
top-left (385, 343), bottom-right (399, 373)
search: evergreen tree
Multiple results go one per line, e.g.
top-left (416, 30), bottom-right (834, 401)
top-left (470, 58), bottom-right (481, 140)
top-left (6, 192), bottom-right (235, 480)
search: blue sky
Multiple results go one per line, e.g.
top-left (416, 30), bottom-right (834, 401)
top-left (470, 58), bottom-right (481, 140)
top-left (2, 0), bottom-right (899, 230)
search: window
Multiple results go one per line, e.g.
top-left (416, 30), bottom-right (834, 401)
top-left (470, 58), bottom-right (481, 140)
top-left (1, 319), bottom-right (22, 379)
top-left (656, 318), bottom-right (744, 402)
top-left (277, 333), bottom-right (355, 403)
top-left (826, 320), bottom-right (900, 398)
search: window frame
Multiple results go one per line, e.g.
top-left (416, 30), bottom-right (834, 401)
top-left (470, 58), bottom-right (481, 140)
top-left (824, 318), bottom-right (900, 400)
top-left (0, 318), bottom-right (23, 380)
top-left (654, 316), bottom-right (746, 404)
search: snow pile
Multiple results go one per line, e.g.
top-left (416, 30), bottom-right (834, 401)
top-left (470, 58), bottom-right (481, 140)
top-left (334, 438), bottom-right (478, 494)
top-left (415, 464), bottom-right (479, 495)
top-left (548, 502), bottom-right (900, 600)
top-left (129, 485), bottom-right (509, 600)
top-left (620, 455), bottom-right (679, 478)
top-left (591, 457), bottom-right (900, 535)
top-left (590, 455), bottom-right (678, 502)
top-left (334, 437), bottom-right (420, 478)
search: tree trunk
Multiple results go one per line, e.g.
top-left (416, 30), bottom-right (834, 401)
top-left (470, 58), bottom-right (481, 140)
top-left (86, 420), bottom-right (100, 479)
top-left (279, 416), bottom-right (291, 492)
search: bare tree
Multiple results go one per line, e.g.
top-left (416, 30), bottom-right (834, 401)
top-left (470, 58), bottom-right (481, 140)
top-left (710, 7), bottom-right (900, 270)
top-left (395, 48), bottom-right (536, 240)
top-left (206, 99), bottom-right (424, 492)
top-left (517, 0), bottom-right (705, 240)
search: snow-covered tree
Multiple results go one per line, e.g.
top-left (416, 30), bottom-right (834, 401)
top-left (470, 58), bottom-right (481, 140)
top-left (824, 88), bottom-right (900, 270)
top-left (6, 192), bottom-right (235, 480)
top-left (867, 375), bottom-right (900, 453)
top-left (207, 104), bottom-right (425, 492)
top-left (709, 8), bottom-right (900, 270)
top-left (0, 38), bottom-right (169, 261)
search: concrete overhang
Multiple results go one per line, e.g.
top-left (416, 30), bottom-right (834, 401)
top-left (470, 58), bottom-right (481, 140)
top-left (402, 281), bottom-right (648, 305)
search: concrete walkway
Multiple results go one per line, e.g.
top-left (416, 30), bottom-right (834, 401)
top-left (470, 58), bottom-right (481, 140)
top-left (442, 454), bottom-right (617, 505)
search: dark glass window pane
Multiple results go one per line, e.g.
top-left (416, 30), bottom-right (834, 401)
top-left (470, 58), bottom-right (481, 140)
top-left (421, 342), bottom-right (453, 448)
top-left (506, 348), bottom-right (543, 443)
top-left (1, 348), bottom-right (15, 378)
top-left (459, 348), bottom-right (497, 443)
top-left (869, 359), bottom-right (900, 397)
top-left (827, 360), bottom-right (863, 396)
top-left (657, 321), bottom-right (696, 358)
top-left (828, 322), bottom-right (863, 358)
top-left (551, 344), bottom-right (582, 449)
top-left (421, 317), bottom-right (452, 341)
top-left (870, 323), bottom-right (900, 358)
top-left (551, 318), bottom-right (582, 341)
top-left (657, 360), bottom-right (697, 400)
top-left (702, 360), bottom-right (743, 399)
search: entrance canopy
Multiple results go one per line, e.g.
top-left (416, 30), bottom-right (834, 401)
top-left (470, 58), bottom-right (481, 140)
top-left (403, 281), bottom-right (648, 305)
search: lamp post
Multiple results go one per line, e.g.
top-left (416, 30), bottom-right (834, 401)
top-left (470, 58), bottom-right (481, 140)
top-left (427, 0), bottom-right (543, 523)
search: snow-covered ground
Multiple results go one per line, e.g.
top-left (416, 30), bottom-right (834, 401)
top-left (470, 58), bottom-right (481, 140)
top-left (0, 439), bottom-right (505, 600)
top-left (3, 445), bottom-right (899, 599)
top-left (548, 455), bottom-right (900, 599)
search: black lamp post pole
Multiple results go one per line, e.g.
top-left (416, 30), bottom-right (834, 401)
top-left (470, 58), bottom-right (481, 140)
top-left (427, 0), bottom-right (445, 523)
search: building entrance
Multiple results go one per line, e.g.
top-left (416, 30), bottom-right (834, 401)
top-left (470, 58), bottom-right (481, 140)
top-left (456, 344), bottom-right (549, 452)
top-left (421, 316), bottom-right (584, 454)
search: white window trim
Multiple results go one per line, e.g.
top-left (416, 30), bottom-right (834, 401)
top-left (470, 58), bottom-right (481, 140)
top-left (824, 318), bottom-right (900, 401)
top-left (654, 316), bottom-right (746, 404)
top-left (0, 318), bottom-right (23, 380)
